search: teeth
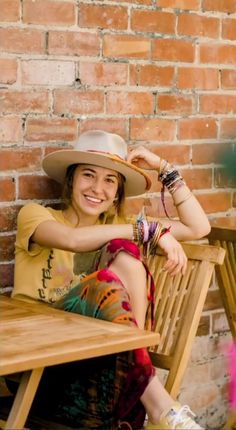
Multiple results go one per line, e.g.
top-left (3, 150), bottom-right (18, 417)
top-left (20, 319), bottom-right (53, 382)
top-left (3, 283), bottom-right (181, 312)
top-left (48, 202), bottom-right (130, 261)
top-left (85, 196), bottom-right (102, 203)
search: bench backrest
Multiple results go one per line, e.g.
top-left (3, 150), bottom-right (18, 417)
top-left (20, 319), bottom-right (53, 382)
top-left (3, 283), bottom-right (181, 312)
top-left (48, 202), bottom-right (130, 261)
top-left (147, 242), bottom-right (225, 399)
top-left (208, 226), bottom-right (236, 339)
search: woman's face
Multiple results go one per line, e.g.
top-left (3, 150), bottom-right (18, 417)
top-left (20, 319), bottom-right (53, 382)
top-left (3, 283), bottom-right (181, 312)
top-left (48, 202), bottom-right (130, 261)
top-left (71, 164), bottom-right (119, 222)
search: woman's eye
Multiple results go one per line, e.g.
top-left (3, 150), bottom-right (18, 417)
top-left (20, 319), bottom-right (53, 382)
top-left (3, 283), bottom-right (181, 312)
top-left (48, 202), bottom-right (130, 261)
top-left (83, 172), bottom-right (94, 178)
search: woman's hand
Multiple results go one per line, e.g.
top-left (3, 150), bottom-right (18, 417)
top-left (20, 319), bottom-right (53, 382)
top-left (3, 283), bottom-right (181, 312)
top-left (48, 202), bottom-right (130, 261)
top-left (127, 146), bottom-right (161, 171)
top-left (158, 233), bottom-right (187, 276)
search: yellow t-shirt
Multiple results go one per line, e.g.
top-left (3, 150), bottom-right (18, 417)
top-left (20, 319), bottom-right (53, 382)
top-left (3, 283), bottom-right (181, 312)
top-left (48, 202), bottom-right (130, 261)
top-left (12, 203), bottom-right (130, 304)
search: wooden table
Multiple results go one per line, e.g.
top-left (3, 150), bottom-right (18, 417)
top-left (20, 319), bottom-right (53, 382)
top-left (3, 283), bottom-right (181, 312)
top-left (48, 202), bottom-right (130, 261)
top-left (0, 295), bottom-right (159, 430)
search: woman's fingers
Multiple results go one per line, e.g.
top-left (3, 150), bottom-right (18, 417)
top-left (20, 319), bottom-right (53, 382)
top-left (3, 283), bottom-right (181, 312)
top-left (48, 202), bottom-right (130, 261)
top-left (159, 234), bottom-right (187, 277)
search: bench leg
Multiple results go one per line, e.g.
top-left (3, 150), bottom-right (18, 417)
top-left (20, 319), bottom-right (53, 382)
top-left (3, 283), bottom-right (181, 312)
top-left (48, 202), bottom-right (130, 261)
top-left (5, 368), bottom-right (44, 430)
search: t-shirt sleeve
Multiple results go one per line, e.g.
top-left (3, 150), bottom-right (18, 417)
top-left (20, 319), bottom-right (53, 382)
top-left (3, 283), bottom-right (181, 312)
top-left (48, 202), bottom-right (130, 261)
top-left (16, 203), bottom-right (55, 256)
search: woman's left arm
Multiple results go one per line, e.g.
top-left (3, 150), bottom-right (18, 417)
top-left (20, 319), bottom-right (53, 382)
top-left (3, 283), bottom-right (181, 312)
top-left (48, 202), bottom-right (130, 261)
top-left (128, 146), bottom-right (211, 242)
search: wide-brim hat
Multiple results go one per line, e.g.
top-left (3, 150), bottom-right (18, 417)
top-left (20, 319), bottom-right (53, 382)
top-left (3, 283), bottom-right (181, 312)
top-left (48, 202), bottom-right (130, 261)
top-left (42, 130), bottom-right (151, 197)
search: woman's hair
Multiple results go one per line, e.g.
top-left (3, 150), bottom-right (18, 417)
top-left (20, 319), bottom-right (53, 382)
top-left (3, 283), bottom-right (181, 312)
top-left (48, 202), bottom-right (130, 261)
top-left (61, 163), bottom-right (126, 217)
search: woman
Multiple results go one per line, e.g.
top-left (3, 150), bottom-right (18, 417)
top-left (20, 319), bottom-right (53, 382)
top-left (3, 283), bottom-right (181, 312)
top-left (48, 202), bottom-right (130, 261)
top-left (12, 130), bottom-right (210, 429)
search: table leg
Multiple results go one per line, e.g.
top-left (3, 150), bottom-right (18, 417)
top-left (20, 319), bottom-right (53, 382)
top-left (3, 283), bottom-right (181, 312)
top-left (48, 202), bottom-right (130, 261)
top-left (5, 367), bottom-right (44, 430)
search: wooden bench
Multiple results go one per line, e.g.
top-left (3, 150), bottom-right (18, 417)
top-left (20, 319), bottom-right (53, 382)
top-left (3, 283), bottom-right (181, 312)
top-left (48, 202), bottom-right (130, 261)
top-left (0, 241), bottom-right (225, 430)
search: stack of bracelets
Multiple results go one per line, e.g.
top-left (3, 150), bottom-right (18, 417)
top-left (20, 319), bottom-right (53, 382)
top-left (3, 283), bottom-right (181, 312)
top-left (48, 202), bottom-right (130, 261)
top-left (133, 218), bottom-right (171, 255)
top-left (158, 159), bottom-right (192, 217)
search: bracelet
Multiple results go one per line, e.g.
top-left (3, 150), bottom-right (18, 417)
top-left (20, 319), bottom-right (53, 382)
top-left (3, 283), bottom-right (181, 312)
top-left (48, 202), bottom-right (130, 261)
top-left (175, 192), bottom-right (193, 208)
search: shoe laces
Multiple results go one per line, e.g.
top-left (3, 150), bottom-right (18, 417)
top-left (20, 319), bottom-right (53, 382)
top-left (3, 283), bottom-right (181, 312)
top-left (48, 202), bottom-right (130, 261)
top-left (116, 421), bottom-right (132, 430)
top-left (168, 405), bottom-right (202, 429)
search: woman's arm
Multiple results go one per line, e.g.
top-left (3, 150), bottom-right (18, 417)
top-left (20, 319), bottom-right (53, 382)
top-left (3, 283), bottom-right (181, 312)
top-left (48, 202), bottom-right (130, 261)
top-left (32, 221), bottom-right (133, 252)
top-left (127, 146), bottom-right (211, 241)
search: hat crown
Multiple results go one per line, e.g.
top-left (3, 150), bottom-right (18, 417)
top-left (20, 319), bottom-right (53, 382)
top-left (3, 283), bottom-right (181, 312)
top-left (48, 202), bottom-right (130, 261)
top-left (75, 130), bottom-right (127, 160)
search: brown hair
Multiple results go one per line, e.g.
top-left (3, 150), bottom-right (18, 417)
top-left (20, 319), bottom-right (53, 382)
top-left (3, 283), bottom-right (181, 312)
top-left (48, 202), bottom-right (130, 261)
top-left (61, 164), bottom-right (126, 217)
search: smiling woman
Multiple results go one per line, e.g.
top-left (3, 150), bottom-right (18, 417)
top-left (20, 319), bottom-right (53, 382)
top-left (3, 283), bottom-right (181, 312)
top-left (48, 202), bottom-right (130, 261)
top-left (12, 130), bottom-right (210, 429)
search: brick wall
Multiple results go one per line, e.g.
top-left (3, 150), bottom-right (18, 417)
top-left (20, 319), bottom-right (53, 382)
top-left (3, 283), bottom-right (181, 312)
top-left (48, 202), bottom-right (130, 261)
top-left (1, 1), bottom-right (236, 427)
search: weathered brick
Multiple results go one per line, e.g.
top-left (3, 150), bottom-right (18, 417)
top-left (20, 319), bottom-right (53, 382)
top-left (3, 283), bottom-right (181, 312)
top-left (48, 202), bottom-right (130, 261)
top-left (0, 117), bottom-right (23, 143)
top-left (23, 0), bottom-right (76, 26)
top-left (221, 69), bottom-right (236, 89)
top-left (80, 119), bottom-right (127, 139)
top-left (179, 118), bottom-right (217, 140)
top-left (0, 59), bottom-right (18, 84)
top-left (157, 0), bottom-right (200, 9)
top-left (220, 119), bottom-right (236, 138)
top-left (0, 264), bottom-right (14, 289)
top-left (0, 28), bottom-right (45, 54)
top-left (0, 0), bottom-right (20, 22)
top-left (177, 67), bottom-right (219, 90)
top-left (25, 118), bottom-right (77, 142)
top-left (103, 34), bottom-right (150, 59)
top-left (0, 148), bottom-right (42, 172)
top-left (152, 39), bottom-right (195, 62)
top-left (80, 62), bottom-right (128, 86)
top-left (106, 91), bottom-right (154, 114)
top-left (0, 206), bottom-right (20, 232)
top-left (21, 60), bottom-right (75, 86)
top-left (18, 175), bottom-right (61, 200)
top-left (130, 118), bottom-right (176, 141)
top-left (192, 143), bottom-right (228, 164)
top-left (79, 4), bottom-right (128, 30)
top-left (178, 14), bottom-right (219, 38)
top-left (203, 0), bottom-right (236, 13)
top-left (0, 91), bottom-right (49, 114)
top-left (130, 65), bottom-right (174, 87)
top-left (0, 178), bottom-right (16, 202)
top-left (200, 44), bottom-right (236, 64)
top-left (197, 192), bottom-right (232, 213)
top-left (54, 90), bottom-right (104, 115)
top-left (157, 94), bottom-right (193, 114)
top-left (200, 95), bottom-right (236, 114)
top-left (48, 31), bottom-right (100, 57)
top-left (222, 18), bottom-right (236, 40)
top-left (0, 235), bottom-right (15, 262)
top-left (131, 10), bottom-right (175, 34)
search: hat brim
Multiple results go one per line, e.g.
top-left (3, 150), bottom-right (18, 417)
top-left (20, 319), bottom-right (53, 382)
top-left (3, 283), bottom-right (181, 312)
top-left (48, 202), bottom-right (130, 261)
top-left (42, 150), bottom-right (151, 197)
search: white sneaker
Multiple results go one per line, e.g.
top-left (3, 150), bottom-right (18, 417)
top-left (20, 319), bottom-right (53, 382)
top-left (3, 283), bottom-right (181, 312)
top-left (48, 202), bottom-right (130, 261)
top-left (145, 402), bottom-right (204, 429)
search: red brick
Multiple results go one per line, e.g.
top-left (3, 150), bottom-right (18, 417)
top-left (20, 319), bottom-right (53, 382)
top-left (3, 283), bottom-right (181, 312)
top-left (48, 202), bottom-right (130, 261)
top-left (80, 62), bottom-right (128, 86)
top-left (157, 0), bottom-right (200, 9)
top-left (25, 118), bottom-right (77, 142)
top-left (181, 168), bottom-right (212, 190)
top-left (221, 69), bottom-right (236, 89)
top-left (222, 18), bottom-right (236, 40)
top-left (0, 28), bottom-right (45, 54)
top-left (220, 119), bottom-right (236, 138)
top-left (197, 192), bottom-right (232, 213)
top-left (157, 94), bottom-right (193, 114)
top-left (79, 4), bottom-right (128, 30)
top-left (23, 0), bottom-right (76, 25)
top-left (106, 91), bottom-right (153, 115)
top-left (0, 59), bottom-right (17, 84)
top-left (130, 118), bottom-right (176, 141)
top-left (0, 206), bottom-right (20, 232)
top-left (130, 65), bottom-right (174, 87)
top-left (103, 34), bottom-right (150, 59)
top-left (0, 178), bottom-right (15, 202)
top-left (0, 0), bottom-right (20, 21)
top-left (0, 148), bottom-right (42, 172)
top-left (0, 264), bottom-right (14, 289)
top-left (152, 39), bottom-right (195, 62)
top-left (54, 90), bottom-right (104, 115)
top-left (0, 91), bottom-right (49, 114)
top-left (19, 175), bottom-right (61, 200)
top-left (0, 117), bottom-right (23, 143)
top-left (178, 14), bottom-right (219, 38)
top-left (0, 236), bottom-right (15, 262)
top-left (179, 118), bottom-right (217, 140)
top-left (177, 67), bottom-right (219, 90)
top-left (203, 0), bottom-right (236, 13)
top-left (200, 95), bottom-right (236, 114)
top-left (80, 119), bottom-right (127, 140)
top-left (192, 143), bottom-right (227, 165)
top-left (117, 0), bottom-right (151, 3)
top-left (21, 60), bottom-right (75, 86)
top-left (131, 10), bottom-right (175, 34)
top-left (148, 144), bottom-right (191, 166)
top-left (48, 31), bottom-right (100, 56)
top-left (200, 44), bottom-right (236, 64)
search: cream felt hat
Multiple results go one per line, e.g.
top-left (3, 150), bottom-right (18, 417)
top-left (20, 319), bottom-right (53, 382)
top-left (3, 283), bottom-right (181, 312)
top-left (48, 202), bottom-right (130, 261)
top-left (42, 130), bottom-right (151, 197)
